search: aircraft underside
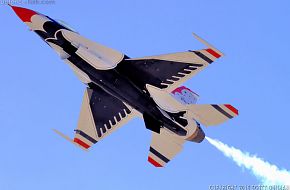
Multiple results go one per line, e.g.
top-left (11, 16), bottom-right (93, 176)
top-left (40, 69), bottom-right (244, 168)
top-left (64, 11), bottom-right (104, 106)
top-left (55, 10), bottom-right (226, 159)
top-left (9, 5), bottom-right (239, 167)
top-left (55, 32), bottom-right (188, 136)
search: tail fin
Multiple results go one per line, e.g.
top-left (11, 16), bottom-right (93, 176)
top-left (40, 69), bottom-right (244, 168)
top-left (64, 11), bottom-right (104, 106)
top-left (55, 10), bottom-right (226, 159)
top-left (171, 86), bottom-right (199, 104)
top-left (188, 104), bottom-right (239, 126)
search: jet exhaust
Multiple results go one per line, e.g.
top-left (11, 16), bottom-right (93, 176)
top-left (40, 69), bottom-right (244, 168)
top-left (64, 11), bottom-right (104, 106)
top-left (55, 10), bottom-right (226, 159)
top-left (205, 137), bottom-right (290, 185)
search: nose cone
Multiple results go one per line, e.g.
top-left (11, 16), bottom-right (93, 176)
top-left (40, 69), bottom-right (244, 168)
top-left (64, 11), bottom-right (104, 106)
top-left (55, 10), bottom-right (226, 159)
top-left (9, 4), bottom-right (38, 23)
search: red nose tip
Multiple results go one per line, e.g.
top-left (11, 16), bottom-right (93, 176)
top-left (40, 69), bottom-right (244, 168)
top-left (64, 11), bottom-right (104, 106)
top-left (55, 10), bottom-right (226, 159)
top-left (9, 4), bottom-right (37, 23)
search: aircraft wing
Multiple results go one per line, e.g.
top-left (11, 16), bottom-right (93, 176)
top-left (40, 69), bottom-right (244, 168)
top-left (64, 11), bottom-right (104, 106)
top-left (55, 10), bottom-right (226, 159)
top-left (54, 85), bottom-right (137, 150)
top-left (148, 128), bottom-right (185, 167)
top-left (116, 34), bottom-right (223, 92)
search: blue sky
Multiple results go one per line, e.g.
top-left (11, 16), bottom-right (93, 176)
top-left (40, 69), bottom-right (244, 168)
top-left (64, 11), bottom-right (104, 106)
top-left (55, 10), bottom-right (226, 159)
top-left (1, 0), bottom-right (290, 189)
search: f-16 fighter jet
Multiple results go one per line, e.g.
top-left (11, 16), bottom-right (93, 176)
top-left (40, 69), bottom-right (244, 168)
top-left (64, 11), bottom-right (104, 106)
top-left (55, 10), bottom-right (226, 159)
top-left (10, 5), bottom-right (238, 167)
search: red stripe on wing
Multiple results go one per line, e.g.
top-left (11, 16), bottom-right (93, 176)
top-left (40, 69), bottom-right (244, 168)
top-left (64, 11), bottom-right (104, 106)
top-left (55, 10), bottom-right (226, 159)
top-left (74, 138), bottom-right (90, 149)
top-left (206, 48), bottom-right (221, 58)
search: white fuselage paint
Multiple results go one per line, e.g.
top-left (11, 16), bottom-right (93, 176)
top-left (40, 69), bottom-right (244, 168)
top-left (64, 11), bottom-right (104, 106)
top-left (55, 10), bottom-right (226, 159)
top-left (62, 30), bottom-right (124, 71)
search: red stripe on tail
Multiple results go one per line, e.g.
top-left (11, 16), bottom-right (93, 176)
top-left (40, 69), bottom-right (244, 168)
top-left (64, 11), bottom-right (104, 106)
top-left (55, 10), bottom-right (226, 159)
top-left (148, 156), bottom-right (163, 167)
top-left (225, 104), bottom-right (239, 115)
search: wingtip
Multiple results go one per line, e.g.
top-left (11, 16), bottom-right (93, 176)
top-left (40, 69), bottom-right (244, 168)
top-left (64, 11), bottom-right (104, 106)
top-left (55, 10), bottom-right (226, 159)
top-left (192, 32), bottom-right (225, 57)
top-left (52, 129), bottom-right (89, 152)
top-left (192, 32), bottom-right (199, 39)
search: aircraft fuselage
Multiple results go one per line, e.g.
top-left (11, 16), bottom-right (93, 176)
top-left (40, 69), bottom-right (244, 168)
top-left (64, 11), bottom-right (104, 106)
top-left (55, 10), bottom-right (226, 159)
top-left (37, 20), bottom-right (186, 135)
top-left (68, 48), bottom-right (187, 136)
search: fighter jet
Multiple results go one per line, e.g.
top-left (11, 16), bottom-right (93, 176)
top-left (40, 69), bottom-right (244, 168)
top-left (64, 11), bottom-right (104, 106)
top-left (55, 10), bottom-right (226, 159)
top-left (10, 5), bottom-right (238, 167)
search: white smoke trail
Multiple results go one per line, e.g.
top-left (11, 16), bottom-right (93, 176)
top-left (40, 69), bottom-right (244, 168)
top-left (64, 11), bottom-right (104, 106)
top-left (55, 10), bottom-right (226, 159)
top-left (205, 137), bottom-right (290, 185)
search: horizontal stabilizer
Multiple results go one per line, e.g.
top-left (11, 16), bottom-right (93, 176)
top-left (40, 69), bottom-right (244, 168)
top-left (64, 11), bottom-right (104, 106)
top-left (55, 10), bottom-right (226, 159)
top-left (188, 104), bottom-right (239, 126)
top-left (148, 128), bottom-right (184, 167)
